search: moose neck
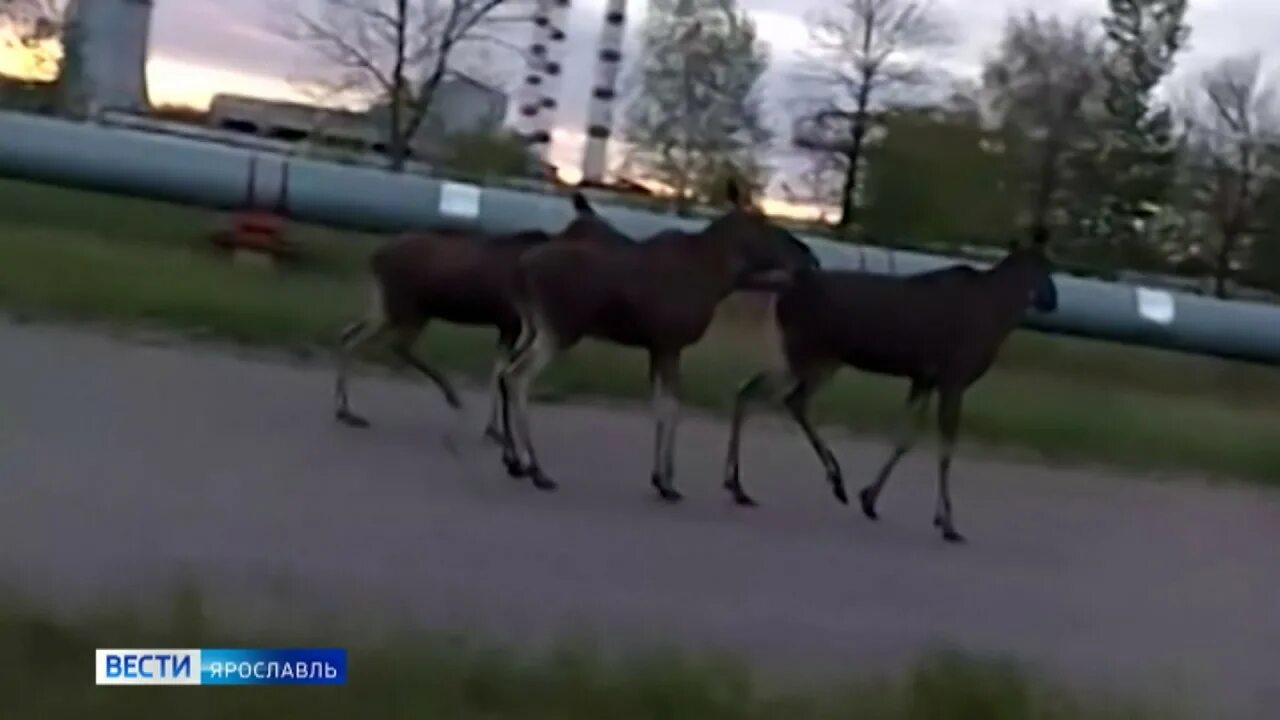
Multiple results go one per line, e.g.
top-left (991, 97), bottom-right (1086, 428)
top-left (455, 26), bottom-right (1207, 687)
top-left (982, 262), bottom-right (1040, 336)
top-left (685, 215), bottom-right (749, 300)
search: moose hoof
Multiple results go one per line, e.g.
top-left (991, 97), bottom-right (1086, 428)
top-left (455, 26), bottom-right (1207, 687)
top-left (732, 491), bottom-right (757, 508)
top-left (941, 527), bottom-right (967, 544)
top-left (652, 475), bottom-right (683, 503)
top-left (336, 409), bottom-right (371, 428)
top-left (530, 471), bottom-right (558, 492)
top-left (483, 426), bottom-right (505, 446)
top-left (503, 457), bottom-right (529, 479)
top-left (858, 488), bottom-right (879, 520)
top-left (831, 481), bottom-right (849, 506)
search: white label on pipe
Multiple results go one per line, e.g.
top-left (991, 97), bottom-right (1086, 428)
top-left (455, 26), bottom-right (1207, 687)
top-left (1135, 287), bottom-right (1175, 325)
top-left (439, 182), bottom-right (481, 219)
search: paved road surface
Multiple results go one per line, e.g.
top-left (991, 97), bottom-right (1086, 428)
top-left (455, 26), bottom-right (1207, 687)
top-left (2, 320), bottom-right (1278, 716)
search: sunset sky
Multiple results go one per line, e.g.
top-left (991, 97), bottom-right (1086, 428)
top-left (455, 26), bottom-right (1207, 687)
top-left (2, 0), bottom-right (1277, 211)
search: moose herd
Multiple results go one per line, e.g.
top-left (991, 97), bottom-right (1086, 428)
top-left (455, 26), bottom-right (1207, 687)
top-left (333, 181), bottom-right (1059, 544)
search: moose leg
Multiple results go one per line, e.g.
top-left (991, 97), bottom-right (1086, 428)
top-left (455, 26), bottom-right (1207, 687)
top-left (390, 327), bottom-right (462, 410)
top-left (497, 369), bottom-right (522, 477)
top-left (501, 322), bottom-right (558, 491)
top-left (723, 370), bottom-right (792, 507)
top-left (497, 306), bottom-right (540, 452)
top-left (859, 381), bottom-right (931, 521)
top-left (484, 328), bottom-right (518, 444)
top-left (783, 370), bottom-right (844, 505)
top-left (649, 350), bottom-right (683, 503)
top-left (934, 388), bottom-right (965, 544)
top-left (334, 318), bottom-right (387, 428)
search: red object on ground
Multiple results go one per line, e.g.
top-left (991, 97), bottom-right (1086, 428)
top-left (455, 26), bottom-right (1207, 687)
top-left (211, 156), bottom-right (295, 259)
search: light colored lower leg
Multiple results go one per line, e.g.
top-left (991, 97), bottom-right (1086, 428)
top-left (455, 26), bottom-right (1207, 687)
top-left (662, 405), bottom-right (678, 480)
top-left (724, 370), bottom-right (793, 496)
top-left (334, 321), bottom-right (383, 412)
top-left (485, 353), bottom-right (506, 433)
top-left (651, 376), bottom-right (679, 482)
top-left (867, 392), bottom-right (931, 495)
top-left (508, 331), bottom-right (555, 470)
top-left (935, 442), bottom-right (955, 522)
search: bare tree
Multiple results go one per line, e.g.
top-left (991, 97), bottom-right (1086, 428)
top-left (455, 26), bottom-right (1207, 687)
top-left (778, 153), bottom-right (845, 213)
top-left (982, 12), bottom-right (1104, 243)
top-left (0, 0), bottom-right (68, 76)
top-left (1180, 54), bottom-right (1280, 297)
top-left (278, 0), bottom-right (526, 171)
top-left (795, 0), bottom-right (951, 228)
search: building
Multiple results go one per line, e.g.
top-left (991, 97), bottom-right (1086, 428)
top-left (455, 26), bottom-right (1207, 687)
top-left (60, 0), bottom-right (153, 117)
top-left (369, 72), bottom-right (510, 157)
top-left (208, 95), bottom-right (383, 153)
top-left (208, 72), bottom-right (509, 162)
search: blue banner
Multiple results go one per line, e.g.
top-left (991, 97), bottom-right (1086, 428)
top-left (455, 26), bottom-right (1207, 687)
top-left (199, 648), bottom-right (347, 685)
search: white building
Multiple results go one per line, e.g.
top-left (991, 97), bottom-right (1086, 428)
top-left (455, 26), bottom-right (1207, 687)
top-left (60, 0), bottom-right (153, 117)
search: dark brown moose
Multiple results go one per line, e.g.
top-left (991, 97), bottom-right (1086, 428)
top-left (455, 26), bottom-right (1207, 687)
top-left (723, 230), bottom-right (1059, 543)
top-left (334, 192), bottom-right (633, 437)
top-left (495, 180), bottom-right (819, 500)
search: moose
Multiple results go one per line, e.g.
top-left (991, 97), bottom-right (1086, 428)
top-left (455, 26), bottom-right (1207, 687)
top-left (494, 180), bottom-right (819, 500)
top-left (722, 230), bottom-right (1059, 543)
top-left (333, 192), bottom-right (633, 437)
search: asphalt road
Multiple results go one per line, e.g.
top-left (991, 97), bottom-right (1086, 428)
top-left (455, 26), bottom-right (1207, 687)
top-left (2, 320), bottom-right (1278, 717)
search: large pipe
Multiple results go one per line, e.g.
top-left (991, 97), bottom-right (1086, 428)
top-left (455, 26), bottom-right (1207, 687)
top-left (2, 110), bottom-right (1279, 364)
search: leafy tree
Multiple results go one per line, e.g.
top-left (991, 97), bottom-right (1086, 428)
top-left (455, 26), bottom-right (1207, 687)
top-left (1180, 54), bottom-right (1280, 298)
top-left (1241, 176), bottom-right (1280, 292)
top-left (982, 12), bottom-right (1104, 245)
top-left (1083, 0), bottom-right (1190, 269)
top-left (621, 0), bottom-right (771, 213)
top-left (436, 129), bottom-right (534, 179)
top-left (862, 104), bottom-right (1021, 247)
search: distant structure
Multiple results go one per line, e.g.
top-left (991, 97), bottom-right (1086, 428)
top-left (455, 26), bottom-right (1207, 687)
top-left (514, 0), bottom-right (552, 145)
top-left (515, 0), bottom-right (571, 167)
top-left (60, 0), bottom-right (153, 117)
top-left (372, 72), bottom-right (509, 147)
top-left (515, 0), bottom-right (631, 180)
top-left (209, 95), bottom-right (378, 151)
top-left (208, 72), bottom-right (509, 163)
top-left (581, 0), bottom-right (627, 183)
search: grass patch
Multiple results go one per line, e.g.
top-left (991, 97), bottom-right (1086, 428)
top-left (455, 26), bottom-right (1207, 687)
top-left (0, 594), bottom-right (1174, 719)
top-left (3, 177), bottom-right (1280, 484)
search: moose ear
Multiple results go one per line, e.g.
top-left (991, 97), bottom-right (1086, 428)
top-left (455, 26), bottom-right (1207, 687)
top-left (571, 191), bottom-right (595, 216)
top-left (726, 179), bottom-right (743, 207)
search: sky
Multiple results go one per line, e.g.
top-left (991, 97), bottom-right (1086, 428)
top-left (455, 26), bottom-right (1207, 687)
top-left (4, 0), bottom-right (1278, 198)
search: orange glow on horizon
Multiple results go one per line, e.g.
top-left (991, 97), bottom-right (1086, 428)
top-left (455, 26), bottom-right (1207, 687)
top-left (2, 37), bottom-right (320, 112)
top-left (145, 55), bottom-right (313, 111)
top-left (0, 28), bottom-right (59, 81)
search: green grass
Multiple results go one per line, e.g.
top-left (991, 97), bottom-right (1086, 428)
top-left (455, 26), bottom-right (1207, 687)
top-left (0, 594), bottom-right (1175, 720)
top-left (2, 177), bottom-right (1280, 484)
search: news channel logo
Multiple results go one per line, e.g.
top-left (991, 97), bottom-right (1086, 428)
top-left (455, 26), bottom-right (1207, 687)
top-left (95, 648), bottom-right (347, 686)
